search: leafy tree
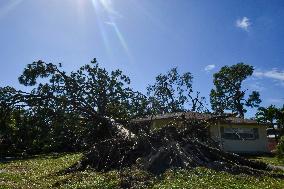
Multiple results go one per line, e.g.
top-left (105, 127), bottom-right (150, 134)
top-left (0, 87), bottom-right (19, 153)
top-left (0, 87), bottom-right (37, 154)
top-left (256, 105), bottom-right (278, 125)
top-left (276, 136), bottom-right (284, 159)
top-left (256, 105), bottom-right (284, 139)
top-left (256, 105), bottom-right (278, 140)
top-left (128, 91), bottom-right (150, 118)
top-left (210, 63), bottom-right (261, 118)
top-left (1, 58), bottom-right (144, 152)
top-left (17, 59), bottom-right (138, 120)
top-left (275, 105), bottom-right (284, 137)
top-left (147, 67), bottom-right (207, 114)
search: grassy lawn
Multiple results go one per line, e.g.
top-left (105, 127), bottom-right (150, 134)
top-left (0, 153), bottom-right (284, 189)
top-left (249, 155), bottom-right (284, 167)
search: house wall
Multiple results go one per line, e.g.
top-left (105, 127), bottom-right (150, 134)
top-left (210, 124), bottom-right (269, 153)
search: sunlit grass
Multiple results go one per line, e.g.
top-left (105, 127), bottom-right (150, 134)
top-left (0, 153), bottom-right (83, 188)
top-left (0, 153), bottom-right (284, 188)
top-left (154, 168), bottom-right (284, 189)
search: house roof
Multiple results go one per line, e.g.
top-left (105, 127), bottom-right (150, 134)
top-left (132, 111), bottom-right (261, 125)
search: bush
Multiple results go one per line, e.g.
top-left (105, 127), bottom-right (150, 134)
top-left (276, 136), bottom-right (284, 159)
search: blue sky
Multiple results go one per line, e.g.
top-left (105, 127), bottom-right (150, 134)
top-left (1, 0), bottom-right (284, 118)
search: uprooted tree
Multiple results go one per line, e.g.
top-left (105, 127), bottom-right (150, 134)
top-left (16, 58), bottom-right (147, 123)
top-left (0, 59), bottom-right (148, 153)
top-left (64, 120), bottom-right (283, 179)
top-left (1, 59), bottom-right (283, 179)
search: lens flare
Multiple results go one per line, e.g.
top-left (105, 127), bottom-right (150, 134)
top-left (91, 0), bottom-right (132, 63)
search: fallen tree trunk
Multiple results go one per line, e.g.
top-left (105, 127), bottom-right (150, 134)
top-left (64, 125), bottom-right (284, 179)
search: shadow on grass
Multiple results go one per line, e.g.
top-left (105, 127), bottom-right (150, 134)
top-left (0, 151), bottom-right (82, 164)
top-left (241, 153), bottom-right (284, 167)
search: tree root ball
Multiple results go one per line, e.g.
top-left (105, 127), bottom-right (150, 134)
top-left (65, 126), bottom-right (284, 179)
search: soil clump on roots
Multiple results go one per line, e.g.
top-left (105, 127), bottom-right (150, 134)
top-left (64, 122), bottom-right (284, 179)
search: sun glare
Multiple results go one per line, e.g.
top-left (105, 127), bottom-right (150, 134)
top-left (94, 0), bottom-right (114, 14)
top-left (89, 0), bottom-right (132, 62)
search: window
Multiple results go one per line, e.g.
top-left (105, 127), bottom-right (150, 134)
top-left (220, 127), bottom-right (259, 140)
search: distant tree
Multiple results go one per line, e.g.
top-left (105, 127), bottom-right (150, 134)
top-left (0, 87), bottom-right (17, 153)
top-left (0, 87), bottom-right (40, 154)
top-left (147, 67), bottom-right (207, 114)
top-left (256, 105), bottom-right (284, 140)
top-left (275, 105), bottom-right (284, 136)
top-left (256, 105), bottom-right (278, 138)
top-left (210, 63), bottom-right (261, 118)
top-left (256, 105), bottom-right (278, 125)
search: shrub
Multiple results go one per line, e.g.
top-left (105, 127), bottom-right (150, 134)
top-left (276, 136), bottom-right (284, 159)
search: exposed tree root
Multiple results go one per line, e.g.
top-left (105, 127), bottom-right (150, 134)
top-left (64, 126), bottom-right (284, 179)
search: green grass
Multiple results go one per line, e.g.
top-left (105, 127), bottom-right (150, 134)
top-left (249, 155), bottom-right (284, 166)
top-left (0, 153), bottom-right (284, 189)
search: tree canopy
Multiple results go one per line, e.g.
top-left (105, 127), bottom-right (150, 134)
top-left (256, 105), bottom-right (284, 138)
top-left (0, 59), bottom-right (149, 153)
top-left (147, 67), bottom-right (207, 114)
top-left (1, 59), bottom-right (275, 156)
top-left (210, 63), bottom-right (261, 118)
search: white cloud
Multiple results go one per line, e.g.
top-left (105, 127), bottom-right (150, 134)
top-left (236, 17), bottom-right (251, 31)
top-left (253, 68), bottom-right (284, 87)
top-left (253, 69), bottom-right (284, 81)
top-left (204, 64), bottom-right (216, 72)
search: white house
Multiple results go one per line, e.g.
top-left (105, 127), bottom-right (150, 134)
top-left (133, 112), bottom-right (269, 154)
